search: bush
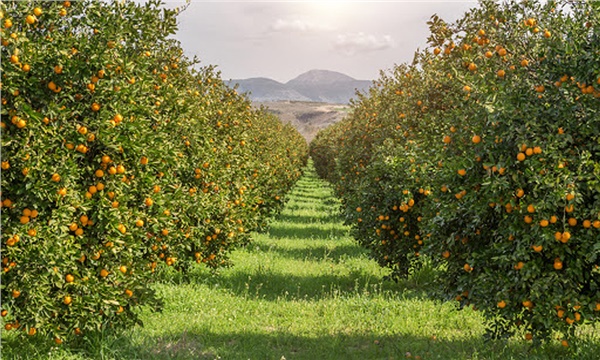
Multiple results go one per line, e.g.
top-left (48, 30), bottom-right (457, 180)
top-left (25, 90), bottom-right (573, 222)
top-left (311, 0), bottom-right (600, 344)
top-left (1, 0), bottom-right (307, 344)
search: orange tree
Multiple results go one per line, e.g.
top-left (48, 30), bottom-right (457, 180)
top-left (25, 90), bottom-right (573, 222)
top-left (311, 0), bottom-right (599, 344)
top-left (1, 0), bottom-right (307, 344)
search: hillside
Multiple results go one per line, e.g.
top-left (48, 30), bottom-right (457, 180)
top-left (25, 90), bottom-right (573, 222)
top-left (231, 69), bottom-right (371, 104)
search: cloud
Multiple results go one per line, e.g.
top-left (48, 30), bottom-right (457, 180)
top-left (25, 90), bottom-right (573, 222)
top-left (333, 32), bottom-right (395, 55)
top-left (269, 19), bottom-right (332, 33)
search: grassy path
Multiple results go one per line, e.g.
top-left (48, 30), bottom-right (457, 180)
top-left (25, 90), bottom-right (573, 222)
top-left (6, 164), bottom-right (599, 359)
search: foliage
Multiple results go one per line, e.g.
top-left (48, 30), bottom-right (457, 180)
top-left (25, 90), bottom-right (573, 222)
top-left (0, 0), bottom-right (307, 344)
top-left (311, 0), bottom-right (600, 344)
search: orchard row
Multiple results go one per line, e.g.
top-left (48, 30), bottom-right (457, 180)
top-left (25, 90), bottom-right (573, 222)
top-left (311, 0), bottom-right (599, 344)
top-left (1, 0), bottom-right (307, 343)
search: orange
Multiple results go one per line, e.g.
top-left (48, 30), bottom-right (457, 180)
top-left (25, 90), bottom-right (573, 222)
top-left (135, 219), bottom-right (144, 227)
top-left (442, 250), bottom-right (450, 259)
top-left (472, 135), bottom-right (481, 144)
top-left (119, 265), bottom-right (127, 274)
top-left (457, 169), bottom-right (467, 176)
top-left (539, 219), bottom-right (549, 227)
top-left (63, 295), bottom-right (72, 305)
top-left (561, 232), bottom-right (571, 243)
top-left (443, 135), bottom-right (451, 144)
top-left (532, 244), bottom-right (543, 252)
top-left (100, 269), bottom-right (109, 277)
top-left (553, 258), bottom-right (563, 270)
top-left (527, 204), bottom-right (535, 213)
top-left (568, 218), bottom-right (577, 226)
top-left (517, 153), bottom-right (526, 161)
top-left (497, 300), bottom-right (506, 309)
top-left (65, 274), bottom-right (74, 283)
top-left (463, 263), bottom-right (472, 272)
top-left (524, 215), bottom-right (533, 224)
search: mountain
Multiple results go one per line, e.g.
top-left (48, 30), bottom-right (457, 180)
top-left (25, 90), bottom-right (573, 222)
top-left (229, 70), bottom-right (371, 104)
top-left (231, 77), bottom-right (311, 102)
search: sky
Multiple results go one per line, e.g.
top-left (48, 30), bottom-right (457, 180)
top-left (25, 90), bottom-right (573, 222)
top-left (161, 1), bottom-right (478, 83)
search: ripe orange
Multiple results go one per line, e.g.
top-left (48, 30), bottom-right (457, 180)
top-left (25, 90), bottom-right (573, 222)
top-left (443, 135), bottom-right (451, 144)
top-left (65, 274), bottom-right (74, 283)
top-left (457, 169), bottom-right (467, 176)
top-left (532, 244), bottom-right (543, 252)
top-left (553, 258), bottom-right (563, 270)
top-left (497, 300), bottom-right (506, 309)
top-left (119, 265), bottom-right (127, 274)
top-left (63, 295), bottom-right (72, 305)
top-left (472, 135), bottom-right (481, 144)
top-left (517, 153), bottom-right (526, 161)
top-left (100, 269), bottom-right (109, 277)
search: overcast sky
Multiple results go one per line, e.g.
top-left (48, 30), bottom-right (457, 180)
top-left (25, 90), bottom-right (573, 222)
top-left (162, 1), bottom-right (478, 82)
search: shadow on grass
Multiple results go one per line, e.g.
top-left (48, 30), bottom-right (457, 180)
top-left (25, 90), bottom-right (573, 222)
top-left (257, 242), bottom-right (365, 263)
top-left (218, 269), bottom-right (402, 302)
top-left (276, 213), bottom-right (343, 225)
top-left (5, 326), bottom-right (596, 360)
top-left (131, 330), bottom-right (600, 360)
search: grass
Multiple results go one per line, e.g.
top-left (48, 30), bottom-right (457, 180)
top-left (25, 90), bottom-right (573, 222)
top-left (3, 163), bottom-right (599, 359)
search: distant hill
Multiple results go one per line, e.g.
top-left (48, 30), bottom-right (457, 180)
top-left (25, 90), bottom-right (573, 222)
top-left (229, 70), bottom-right (371, 104)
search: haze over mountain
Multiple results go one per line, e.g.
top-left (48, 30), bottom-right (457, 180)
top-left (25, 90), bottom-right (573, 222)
top-left (230, 69), bottom-right (371, 104)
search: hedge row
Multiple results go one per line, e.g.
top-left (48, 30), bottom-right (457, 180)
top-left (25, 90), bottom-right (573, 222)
top-left (1, 0), bottom-right (307, 343)
top-left (311, 0), bottom-right (599, 344)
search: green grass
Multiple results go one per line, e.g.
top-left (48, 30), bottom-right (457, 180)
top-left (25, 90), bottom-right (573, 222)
top-left (3, 164), bottom-right (599, 359)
